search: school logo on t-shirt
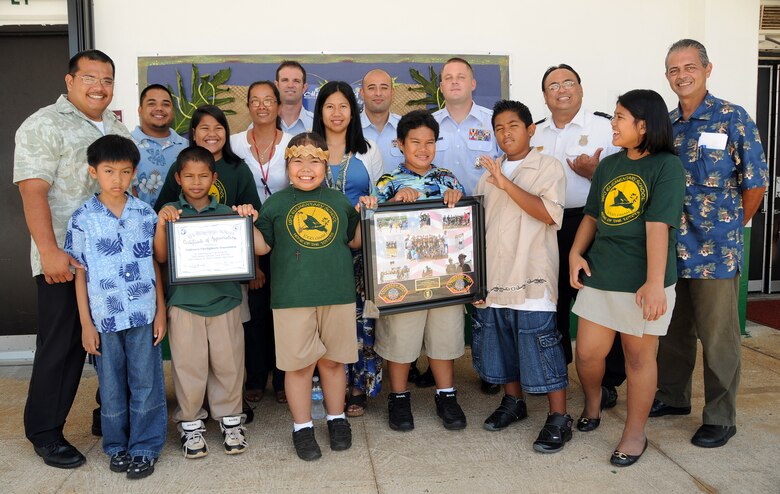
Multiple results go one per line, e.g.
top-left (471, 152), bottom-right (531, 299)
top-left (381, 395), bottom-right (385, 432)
top-left (286, 200), bottom-right (339, 248)
top-left (208, 180), bottom-right (227, 204)
top-left (601, 174), bottom-right (647, 226)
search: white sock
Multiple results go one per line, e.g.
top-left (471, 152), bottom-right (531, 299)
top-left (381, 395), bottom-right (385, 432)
top-left (437, 387), bottom-right (455, 394)
top-left (326, 413), bottom-right (346, 421)
top-left (293, 421), bottom-right (313, 432)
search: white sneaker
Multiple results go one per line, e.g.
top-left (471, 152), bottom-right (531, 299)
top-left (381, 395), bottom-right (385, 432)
top-left (178, 420), bottom-right (208, 459)
top-left (220, 416), bottom-right (248, 455)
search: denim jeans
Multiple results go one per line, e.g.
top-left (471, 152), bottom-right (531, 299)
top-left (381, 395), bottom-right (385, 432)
top-left (472, 307), bottom-right (568, 394)
top-left (96, 324), bottom-right (167, 458)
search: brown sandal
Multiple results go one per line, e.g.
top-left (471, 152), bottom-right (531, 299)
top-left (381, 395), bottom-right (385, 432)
top-left (275, 390), bottom-right (288, 404)
top-left (245, 389), bottom-right (264, 402)
top-left (346, 393), bottom-right (367, 417)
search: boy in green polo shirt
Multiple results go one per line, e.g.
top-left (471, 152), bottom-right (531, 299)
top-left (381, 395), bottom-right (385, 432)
top-left (153, 146), bottom-right (252, 459)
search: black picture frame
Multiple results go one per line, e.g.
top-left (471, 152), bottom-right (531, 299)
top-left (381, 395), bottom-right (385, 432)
top-left (167, 214), bottom-right (256, 285)
top-left (361, 197), bottom-right (486, 316)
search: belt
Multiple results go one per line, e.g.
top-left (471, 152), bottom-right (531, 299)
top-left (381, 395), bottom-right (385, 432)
top-left (563, 207), bottom-right (584, 217)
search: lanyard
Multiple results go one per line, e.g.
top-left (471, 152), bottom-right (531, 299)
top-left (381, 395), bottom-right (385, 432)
top-left (250, 129), bottom-right (277, 197)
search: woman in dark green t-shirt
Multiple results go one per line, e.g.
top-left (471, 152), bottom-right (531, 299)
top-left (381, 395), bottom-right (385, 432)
top-left (569, 90), bottom-right (685, 467)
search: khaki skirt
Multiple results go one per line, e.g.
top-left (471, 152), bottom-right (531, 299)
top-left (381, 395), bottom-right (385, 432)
top-left (572, 285), bottom-right (676, 337)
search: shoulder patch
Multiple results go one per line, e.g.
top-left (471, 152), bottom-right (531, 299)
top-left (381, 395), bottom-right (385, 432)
top-left (593, 111), bottom-right (612, 120)
top-left (534, 117), bottom-right (547, 125)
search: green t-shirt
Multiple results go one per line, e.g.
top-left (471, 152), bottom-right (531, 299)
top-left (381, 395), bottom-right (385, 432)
top-left (164, 195), bottom-right (243, 316)
top-left (154, 157), bottom-right (262, 212)
top-left (583, 151), bottom-right (685, 293)
top-left (257, 186), bottom-right (359, 309)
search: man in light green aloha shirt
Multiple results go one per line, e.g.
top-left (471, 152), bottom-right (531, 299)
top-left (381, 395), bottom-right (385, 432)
top-left (13, 49), bottom-right (130, 469)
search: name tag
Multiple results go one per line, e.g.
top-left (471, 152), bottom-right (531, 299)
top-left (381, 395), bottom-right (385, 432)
top-left (698, 132), bottom-right (727, 150)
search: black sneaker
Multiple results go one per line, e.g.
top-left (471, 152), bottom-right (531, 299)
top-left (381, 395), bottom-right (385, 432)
top-left (327, 418), bottom-right (352, 451)
top-left (109, 450), bottom-right (131, 473)
top-left (292, 427), bottom-right (322, 461)
top-left (532, 413), bottom-right (573, 454)
top-left (388, 392), bottom-right (414, 431)
top-left (435, 390), bottom-right (466, 430)
top-left (483, 395), bottom-right (528, 431)
top-left (126, 456), bottom-right (156, 479)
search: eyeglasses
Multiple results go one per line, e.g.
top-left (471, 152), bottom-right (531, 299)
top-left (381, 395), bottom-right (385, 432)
top-left (71, 74), bottom-right (114, 87)
top-left (546, 80), bottom-right (576, 92)
top-left (249, 98), bottom-right (277, 108)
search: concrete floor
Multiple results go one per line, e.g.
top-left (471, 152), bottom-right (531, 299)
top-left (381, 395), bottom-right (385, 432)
top-left (0, 322), bottom-right (778, 494)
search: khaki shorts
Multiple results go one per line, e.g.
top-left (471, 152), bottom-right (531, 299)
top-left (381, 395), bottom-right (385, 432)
top-left (272, 303), bottom-right (358, 371)
top-left (376, 304), bottom-right (465, 363)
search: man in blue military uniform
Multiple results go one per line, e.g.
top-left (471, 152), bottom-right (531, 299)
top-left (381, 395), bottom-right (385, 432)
top-left (275, 61), bottom-right (313, 136)
top-left (360, 69), bottom-right (402, 173)
top-left (433, 57), bottom-right (498, 195)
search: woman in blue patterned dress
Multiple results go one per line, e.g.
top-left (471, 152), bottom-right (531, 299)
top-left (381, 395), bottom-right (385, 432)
top-left (313, 81), bottom-right (384, 415)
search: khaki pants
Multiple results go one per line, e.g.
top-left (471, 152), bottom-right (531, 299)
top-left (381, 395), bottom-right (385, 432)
top-left (656, 276), bottom-right (741, 426)
top-left (168, 305), bottom-right (245, 422)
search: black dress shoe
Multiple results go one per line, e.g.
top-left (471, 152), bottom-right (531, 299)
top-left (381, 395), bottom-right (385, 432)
top-left (34, 439), bottom-right (86, 469)
top-left (480, 379), bottom-right (501, 395)
top-left (415, 367), bottom-right (435, 388)
top-left (483, 395), bottom-right (528, 431)
top-left (577, 386), bottom-right (613, 432)
top-left (649, 399), bottom-right (691, 417)
top-left (601, 386), bottom-right (618, 409)
top-left (691, 424), bottom-right (736, 448)
top-left (407, 364), bottom-right (421, 383)
top-left (576, 415), bottom-right (601, 432)
top-left (610, 438), bottom-right (648, 467)
top-left (92, 407), bottom-right (102, 437)
top-left (242, 398), bottom-right (254, 425)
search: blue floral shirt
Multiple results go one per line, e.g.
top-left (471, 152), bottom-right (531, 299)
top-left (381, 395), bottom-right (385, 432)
top-left (375, 164), bottom-right (464, 204)
top-left (65, 194), bottom-right (158, 333)
top-left (671, 92), bottom-right (769, 279)
top-left (131, 126), bottom-right (188, 206)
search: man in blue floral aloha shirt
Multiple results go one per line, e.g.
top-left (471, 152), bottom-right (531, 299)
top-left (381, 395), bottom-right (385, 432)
top-left (651, 39), bottom-right (768, 449)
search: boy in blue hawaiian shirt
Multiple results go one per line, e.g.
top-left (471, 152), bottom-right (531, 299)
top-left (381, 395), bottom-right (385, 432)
top-left (66, 135), bottom-right (167, 480)
top-left (374, 110), bottom-right (468, 432)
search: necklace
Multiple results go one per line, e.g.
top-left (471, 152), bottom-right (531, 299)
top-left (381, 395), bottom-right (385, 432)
top-left (250, 128), bottom-right (278, 197)
top-left (325, 151), bottom-right (352, 193)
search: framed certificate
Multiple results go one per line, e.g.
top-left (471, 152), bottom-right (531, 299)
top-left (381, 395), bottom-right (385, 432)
top-left (361, 197), bottom-right (486, 315)
top-left (167, 214), bottom-right (255, 285)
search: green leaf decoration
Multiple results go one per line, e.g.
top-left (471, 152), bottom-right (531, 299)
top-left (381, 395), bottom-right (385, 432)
top-left (407, 66), bottom-right (445, 110)
top-left (166, 64), bottom-right (236, 135)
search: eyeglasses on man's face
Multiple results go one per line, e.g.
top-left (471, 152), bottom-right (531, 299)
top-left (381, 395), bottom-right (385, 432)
top-left (72, 74), bottom-right (114, 87)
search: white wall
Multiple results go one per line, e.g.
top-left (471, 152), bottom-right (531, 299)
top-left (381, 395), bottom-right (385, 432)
top-left (0, 0), bottom-right (66, 25)
top-left (91, 0), bottom-right (758, 129)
